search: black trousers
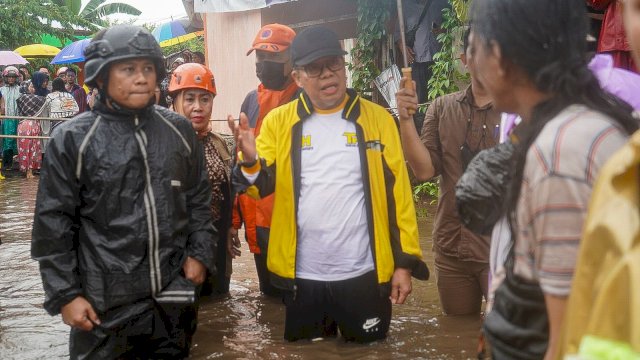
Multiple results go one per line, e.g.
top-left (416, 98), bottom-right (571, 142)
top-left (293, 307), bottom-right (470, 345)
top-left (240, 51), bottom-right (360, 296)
top-left (2, 148), bottom-right (14, 168)
top-left (69, 300), bottom-right (197, 360)
top-left (254, 252), bottom-right (282, 297)
top-left (283, 271), bottom-right (391, 343)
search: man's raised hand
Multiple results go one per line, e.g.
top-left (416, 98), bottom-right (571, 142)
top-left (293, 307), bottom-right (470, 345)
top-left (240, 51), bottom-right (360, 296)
top-left (227, 112), bottom-right (257, 162)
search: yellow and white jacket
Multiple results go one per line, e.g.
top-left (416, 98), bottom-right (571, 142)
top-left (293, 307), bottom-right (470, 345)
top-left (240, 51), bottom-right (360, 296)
top-left (233, 89), bottom-right (429, 291)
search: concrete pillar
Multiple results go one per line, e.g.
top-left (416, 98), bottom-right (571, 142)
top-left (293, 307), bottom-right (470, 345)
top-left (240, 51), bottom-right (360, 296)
top-left (204, 11), bottom-right (262, 133)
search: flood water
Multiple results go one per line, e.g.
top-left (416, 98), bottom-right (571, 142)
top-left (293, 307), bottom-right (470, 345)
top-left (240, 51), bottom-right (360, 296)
top-left (0, 176), bottom-right (481, 359)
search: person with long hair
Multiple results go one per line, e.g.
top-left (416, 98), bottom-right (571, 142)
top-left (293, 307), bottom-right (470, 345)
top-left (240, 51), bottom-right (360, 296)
top-left (398, 1), bottom-right (639, 358)
top-left (169, 62), bottom-right (234, 296)
top-left (463, 1), bottom-right (639, 358)
top-left (16, 72), bottom-right (49, 178)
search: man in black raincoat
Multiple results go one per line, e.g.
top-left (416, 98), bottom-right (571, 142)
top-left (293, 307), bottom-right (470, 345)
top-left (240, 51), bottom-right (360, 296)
top-left (31, 25), bottom-right (216, 359)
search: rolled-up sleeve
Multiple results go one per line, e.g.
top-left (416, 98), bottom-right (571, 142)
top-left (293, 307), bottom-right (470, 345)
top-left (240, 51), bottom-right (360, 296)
top-left (420, 99), bottom-right (443, 178)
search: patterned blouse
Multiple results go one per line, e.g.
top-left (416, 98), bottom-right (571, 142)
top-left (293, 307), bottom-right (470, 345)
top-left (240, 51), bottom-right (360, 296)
top-left (201, 132), bottom-right (233, 222)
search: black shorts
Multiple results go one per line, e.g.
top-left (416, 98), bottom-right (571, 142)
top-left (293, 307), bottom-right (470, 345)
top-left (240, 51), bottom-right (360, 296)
top-left (283, 271), bottom-right (391, 343)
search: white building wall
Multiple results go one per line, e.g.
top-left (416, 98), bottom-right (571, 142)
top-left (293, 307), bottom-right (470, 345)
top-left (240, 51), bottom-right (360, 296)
top-left (204, 11), bottom-right (262, 133)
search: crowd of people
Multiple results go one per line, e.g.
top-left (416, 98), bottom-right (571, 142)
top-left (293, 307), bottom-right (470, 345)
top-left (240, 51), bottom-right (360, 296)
top-left (7, 0), bottom-right (639, 358)
top-left (0, 50), bottom-right (207, 180)
top-left (0, 64), bottom-right (87, 178)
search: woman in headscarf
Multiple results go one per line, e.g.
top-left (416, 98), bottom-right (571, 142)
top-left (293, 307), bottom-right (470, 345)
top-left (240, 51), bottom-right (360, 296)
top-left (16, 72), bottom-right (49, 178)
top-left (169, 63), bottom-right (234, 296)
top-left (0, 66), bottom-right (22, 169)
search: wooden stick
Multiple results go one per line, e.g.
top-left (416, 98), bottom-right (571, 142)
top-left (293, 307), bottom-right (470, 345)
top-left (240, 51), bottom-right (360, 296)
top-left (402, 67), bottom-right (415, 115)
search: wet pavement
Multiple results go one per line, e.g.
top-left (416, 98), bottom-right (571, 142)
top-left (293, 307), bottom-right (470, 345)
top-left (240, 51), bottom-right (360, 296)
top-left (0, 176), bottom-right (481, 359)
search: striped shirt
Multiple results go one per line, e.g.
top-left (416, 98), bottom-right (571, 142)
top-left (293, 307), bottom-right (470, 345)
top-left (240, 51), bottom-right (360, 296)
top-left (514, 105), bottom-right (628, 296)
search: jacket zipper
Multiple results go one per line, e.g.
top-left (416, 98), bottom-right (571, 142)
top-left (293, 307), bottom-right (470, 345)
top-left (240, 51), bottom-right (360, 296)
top-left (133, 115), bottom-right (162, 297)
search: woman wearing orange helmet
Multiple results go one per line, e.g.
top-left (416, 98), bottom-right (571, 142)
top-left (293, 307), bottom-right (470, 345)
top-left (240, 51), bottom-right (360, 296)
top-left (169, 63), bottom-right (234, 296)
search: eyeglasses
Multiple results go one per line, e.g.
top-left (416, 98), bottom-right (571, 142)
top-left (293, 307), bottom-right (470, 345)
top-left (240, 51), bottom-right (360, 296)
top-left (297, 56), bottom-right (344, 78)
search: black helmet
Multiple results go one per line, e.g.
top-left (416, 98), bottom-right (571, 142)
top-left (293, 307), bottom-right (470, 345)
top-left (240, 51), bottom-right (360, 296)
top-left (84, 25), bottom-right (166, 87)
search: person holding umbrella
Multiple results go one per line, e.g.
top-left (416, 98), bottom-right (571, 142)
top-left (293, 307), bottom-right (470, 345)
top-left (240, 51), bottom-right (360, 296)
top-left (395, 28), bottom-right (500, 316)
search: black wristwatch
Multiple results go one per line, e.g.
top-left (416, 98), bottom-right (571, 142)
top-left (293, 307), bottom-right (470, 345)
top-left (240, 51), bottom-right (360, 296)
top-left (238, 154), bottom-right (258, 168)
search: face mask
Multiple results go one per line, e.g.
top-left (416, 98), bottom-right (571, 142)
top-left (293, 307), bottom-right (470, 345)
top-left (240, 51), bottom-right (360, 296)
top-left (256, 61), bottom-right (288, 90)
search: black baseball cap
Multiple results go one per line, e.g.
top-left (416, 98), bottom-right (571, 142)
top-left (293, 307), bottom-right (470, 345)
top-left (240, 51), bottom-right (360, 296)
top-left (291, 26), bottom-right (348, 66)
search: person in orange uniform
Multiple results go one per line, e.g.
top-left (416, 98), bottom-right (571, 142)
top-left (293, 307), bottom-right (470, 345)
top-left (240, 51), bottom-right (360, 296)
top-left (229, 24), bottom-right (299, 297)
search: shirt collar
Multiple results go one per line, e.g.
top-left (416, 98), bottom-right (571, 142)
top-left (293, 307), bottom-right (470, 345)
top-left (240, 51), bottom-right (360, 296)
top-left (456, 84), bottom-right (493, 111)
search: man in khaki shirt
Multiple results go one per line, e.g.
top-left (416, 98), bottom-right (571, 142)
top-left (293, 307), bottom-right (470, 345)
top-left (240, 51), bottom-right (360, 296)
top-left (396, 29), bottom-right (500, 315)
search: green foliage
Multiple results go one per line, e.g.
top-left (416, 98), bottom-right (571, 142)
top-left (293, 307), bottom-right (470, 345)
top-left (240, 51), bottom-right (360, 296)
top-left (161, 37), bottom-right (205, 58)
top-left (413, 180), bottom-right (439, 204)
top-left (427, 7), bottom-right (469, 101)
top-left (413, 179), bottom-right (439, 218)
top-left (0, 0), bottom-right (96, 50)
top-left (53, 0), bottom-right (141, 27)
top-left (349, 0), bottom-right (390, 95)
top-left (451, 0), bottom-right (471, 23)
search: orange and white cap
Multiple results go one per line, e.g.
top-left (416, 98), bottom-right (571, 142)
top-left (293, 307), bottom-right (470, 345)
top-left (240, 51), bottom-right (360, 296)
top-left (246, 23), bottom-right (296, 56)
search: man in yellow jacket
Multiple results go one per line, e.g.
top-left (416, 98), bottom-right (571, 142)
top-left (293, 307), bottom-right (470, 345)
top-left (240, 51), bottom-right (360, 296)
top-left (229, 26), bottom-right (428, 343)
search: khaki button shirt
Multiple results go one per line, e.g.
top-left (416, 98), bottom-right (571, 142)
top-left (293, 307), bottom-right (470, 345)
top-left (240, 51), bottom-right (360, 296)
top-left (420, 86), bottom-right (501, 262)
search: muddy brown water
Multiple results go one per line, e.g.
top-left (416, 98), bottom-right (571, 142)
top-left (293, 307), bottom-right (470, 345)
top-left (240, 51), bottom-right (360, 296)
top-left (0, 177), bottom-right (481, 359)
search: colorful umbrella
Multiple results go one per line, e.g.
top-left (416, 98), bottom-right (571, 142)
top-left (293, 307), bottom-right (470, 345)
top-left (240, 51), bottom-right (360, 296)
top-left (152, 20), bottom-right (188, 43)
top-left (158, 30), bottom-right (204, 48)
top-left (50, 38), bottom-right (92, 64)
top-left (14, 44), bottom-right (61, 58)
top-left (0, 51), bottom-right (29, 66)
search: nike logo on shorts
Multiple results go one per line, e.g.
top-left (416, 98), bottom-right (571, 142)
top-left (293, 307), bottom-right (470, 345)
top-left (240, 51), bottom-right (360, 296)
top-left (362, 317), bottom-right (381, 330)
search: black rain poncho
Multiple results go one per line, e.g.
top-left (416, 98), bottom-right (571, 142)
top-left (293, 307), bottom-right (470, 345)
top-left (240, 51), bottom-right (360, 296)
top-left (31, 102), bottom-right (216, 320)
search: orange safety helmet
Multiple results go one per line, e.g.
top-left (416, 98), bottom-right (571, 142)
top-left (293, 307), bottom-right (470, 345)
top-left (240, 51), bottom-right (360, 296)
top-left (168, 63), bottom-right (217, 96)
